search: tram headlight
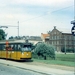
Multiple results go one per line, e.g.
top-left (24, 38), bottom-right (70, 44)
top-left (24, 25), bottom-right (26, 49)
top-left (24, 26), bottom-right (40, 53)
top-left (26, 54), bottom-right (28, 56)
top-left (22, 52), bottom-right (24, 55)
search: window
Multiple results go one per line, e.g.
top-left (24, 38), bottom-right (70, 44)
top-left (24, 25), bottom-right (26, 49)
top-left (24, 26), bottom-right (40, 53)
top-left (57, 36), bottom-right (59, 39)
top-left (0, 45), bottom-right (1, 50)
top-left (0, 45), bottom-right (6, 50)
top-left (13, 44), bottom-right (17, 50)
top-left (18, 44), bottom-right (21, 50)
top-left (57, 41), bottom-right (59, 45)
top-left (54, 32), bottom-right (56, 34)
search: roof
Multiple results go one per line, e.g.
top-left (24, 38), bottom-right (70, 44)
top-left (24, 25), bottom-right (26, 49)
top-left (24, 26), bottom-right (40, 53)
top-left (50, 26), bottom-right (72, 34)
top-left (41, 33), bottom-right (50, 39)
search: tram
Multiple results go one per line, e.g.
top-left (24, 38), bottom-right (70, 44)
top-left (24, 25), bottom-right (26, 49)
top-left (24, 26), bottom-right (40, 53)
top-left (0, 40), bottom-right (32, 60)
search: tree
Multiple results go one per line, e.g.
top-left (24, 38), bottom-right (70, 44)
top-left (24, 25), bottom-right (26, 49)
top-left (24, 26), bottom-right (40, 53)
top-left (34, 43), bottom-right (55, 60)
top-left (30, 43), bottom-right (35, 50)
top-left (0, 29), bottom-right (6, 40)
top-left (9, 36), bottom-right (14, 39)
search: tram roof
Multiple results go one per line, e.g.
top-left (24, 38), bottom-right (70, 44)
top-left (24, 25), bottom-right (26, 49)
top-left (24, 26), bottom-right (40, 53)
top-left (0, 39), bottom-right (30, 44)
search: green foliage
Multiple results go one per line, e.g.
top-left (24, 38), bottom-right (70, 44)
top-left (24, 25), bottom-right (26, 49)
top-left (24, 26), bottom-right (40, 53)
top-left (9, 36), bottom-right (14, 39)
top-left (34, 43), bottom-right (55, 60)
top-left (30, 43), bottom-right (35, 50)
top-left (61, 47), bottom-right (74, 53)
top-left (0, 35), bottom-right (2, 40)
top-left (0, 29), bottom-right (6, 40)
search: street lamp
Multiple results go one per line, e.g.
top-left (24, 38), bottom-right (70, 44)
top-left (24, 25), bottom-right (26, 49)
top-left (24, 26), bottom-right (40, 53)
top-left (0, 26), bottom-right (8, 31)
top-left (0, 26), bottom-right (8, 28)
top-left (0, 21), bottom-right (19, 38)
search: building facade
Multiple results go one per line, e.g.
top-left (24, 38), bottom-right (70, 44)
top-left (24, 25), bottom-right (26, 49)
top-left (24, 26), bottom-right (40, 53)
top-left (41, 33), bottom-right (49, 42)
top-left (48, 26), bottom-right (75, 52)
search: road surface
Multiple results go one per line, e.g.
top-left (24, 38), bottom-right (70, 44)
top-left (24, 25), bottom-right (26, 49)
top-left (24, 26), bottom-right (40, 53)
top-left (0, 64), bottom-right (44, 75)
top-left (0, 59), bottom-right (74, 75)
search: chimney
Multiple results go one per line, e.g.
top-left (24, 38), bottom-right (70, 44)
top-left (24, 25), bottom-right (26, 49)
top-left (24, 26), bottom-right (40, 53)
top-left (54, 26), bottom-right (56, 29)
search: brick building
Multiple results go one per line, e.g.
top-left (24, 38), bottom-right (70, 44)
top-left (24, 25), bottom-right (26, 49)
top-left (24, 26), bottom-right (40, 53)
top-left (44, 26), bottom-right (75, 52)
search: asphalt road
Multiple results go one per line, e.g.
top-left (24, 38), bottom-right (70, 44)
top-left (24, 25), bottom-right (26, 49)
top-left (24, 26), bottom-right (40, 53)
top-left (0, 59), bottom-right (74, 75)
top-left (0, 64), bottom-right (44, 75)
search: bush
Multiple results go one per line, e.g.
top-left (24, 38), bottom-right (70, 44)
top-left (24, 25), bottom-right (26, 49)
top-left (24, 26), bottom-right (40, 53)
top-left (34, 43), bottom-right (55, 60)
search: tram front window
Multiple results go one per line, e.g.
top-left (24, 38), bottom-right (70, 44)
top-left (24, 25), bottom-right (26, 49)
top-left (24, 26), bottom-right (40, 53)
top-left (21, 45), bottom-right (31, 51)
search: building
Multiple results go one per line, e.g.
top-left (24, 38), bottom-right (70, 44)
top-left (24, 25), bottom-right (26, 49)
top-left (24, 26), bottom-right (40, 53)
top-left (41, 33), bottom-right (49, 43)
top-left (48, 26), bottom-right (75, 52)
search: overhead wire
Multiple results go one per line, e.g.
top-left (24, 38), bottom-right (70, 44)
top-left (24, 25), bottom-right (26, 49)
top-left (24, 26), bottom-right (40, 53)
top-left (21, 5), bottom-right (73, 23)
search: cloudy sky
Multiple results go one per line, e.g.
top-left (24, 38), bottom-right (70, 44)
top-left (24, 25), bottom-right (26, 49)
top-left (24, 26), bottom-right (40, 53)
top-left (0, 0), bottom-right (74, 38)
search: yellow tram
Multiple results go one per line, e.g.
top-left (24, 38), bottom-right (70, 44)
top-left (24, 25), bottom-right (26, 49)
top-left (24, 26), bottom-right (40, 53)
top-left (0, 40), bottom-right (32, 60)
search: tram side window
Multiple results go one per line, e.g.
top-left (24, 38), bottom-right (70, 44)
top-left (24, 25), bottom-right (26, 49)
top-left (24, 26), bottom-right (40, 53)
top-left (13, 44), bottom-right (18, 50)
top-left (7, 45), bottom-right (13, 51)
top-left (11, 44), bottom-right (14, 50)
top-left (0, 45), bottom-right (3, 50)
top-left (9, 44), bottom-right (15, 50)
top-left (18, 44), bottom-right (21, 50)
top-left (2, 45), bottom-right (5, 50)
top-left (0, 45), bottom-right (2, 50)
top-left (12, 44), bottom-right (15, 50)
top-left (11, 44), bottom-right (16, 51)
top-left (3, 45), bottom-right (6, 50)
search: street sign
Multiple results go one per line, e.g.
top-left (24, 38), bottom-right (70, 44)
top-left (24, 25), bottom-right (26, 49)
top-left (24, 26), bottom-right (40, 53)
top-left (71, 25), bottom-right (75, 36)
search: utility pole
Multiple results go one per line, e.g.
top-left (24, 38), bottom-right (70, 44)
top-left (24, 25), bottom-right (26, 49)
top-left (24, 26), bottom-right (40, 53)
top-left (18, 21), bottom-right (19, 37)
top-left (0, 21), bottom-right (20, 38)
top-left (65, 38), bottom-right (66, 54)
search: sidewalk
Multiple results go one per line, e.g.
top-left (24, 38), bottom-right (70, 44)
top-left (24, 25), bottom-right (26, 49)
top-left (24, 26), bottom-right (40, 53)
top-left (0, 59), bottom-right (74, 75)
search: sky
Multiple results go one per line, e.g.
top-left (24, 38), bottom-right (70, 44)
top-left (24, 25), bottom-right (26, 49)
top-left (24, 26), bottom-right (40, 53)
top-left (0, 0), bottom-right (74, 39)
